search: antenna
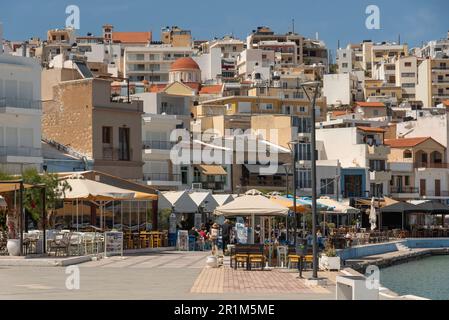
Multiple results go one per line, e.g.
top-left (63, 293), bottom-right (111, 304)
top-left (337, 40), bottom-right (340, 50)
top-left (292, 18), bottom-right (295, 34)
top-left (398, 34), bottom-right (401, 45)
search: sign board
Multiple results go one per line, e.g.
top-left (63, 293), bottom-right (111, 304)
top-left (236, 222), bottom-right (248, 244)
top-left (169, 213), bottom-right (177, 234)
top-left (104, 231), bottom-right (123, 257)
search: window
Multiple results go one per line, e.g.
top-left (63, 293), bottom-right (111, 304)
top-left (405, 176), bottom-right (410, 186)
top-left (298, 169), bottom-right (312, 189)
top-left (401, 72), bottom-right (415, 78)
top-left (102, 127), bottom-right (112, 144)
top-left (402, 83), bottom-right (415, 88)
top-left (373, 110), bottom-right (379, 116)
top-left (118, 127), bottom-right (130, 161)
top-left (320, 179), bottom-right (334, 195)
top-left (403, 150), bottom-right (412, 158)
top-left (405, 62), bottom-right (412, 67)
top-left (299, 106), bottom-right (307, 113)
top-left (295, 143), bottom-right (311, 161)
top-left (260, 103), bottom-right (273, 111)
top-left (342, 63), bottom-right (348, 68)
top-left (369, 160), bottom-right (386, 171)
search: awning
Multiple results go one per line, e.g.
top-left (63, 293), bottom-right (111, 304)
top-left (0, 182), bottom-right (35, 193)
top-left (133, 191), bottom-right (158, 200)
top-left (244, 164), bottom-right (287, 175)
top-left (196, 165), bottom-right (227, 176)
top-left (269, 196), bottom-right (308, 213)
top-left (318, 197), bottom-right (360, 214)
top-left (214, 194), bottom-right (288, 217)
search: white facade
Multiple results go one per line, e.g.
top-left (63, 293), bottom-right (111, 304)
top-left (236, 48), bottom-right (274, 80)
top-left (124, 45), bottom-right (193, 83)
top-left (336, 48), bottom-right (353, 73)
top-left (193, 47), bottom-right (222, 83)
top-left (0, 53), bottom-right (43, 174)
top-left (323, 73), bottom-right (358, 106)
top-left (395, 56), bottom-right (418, 101)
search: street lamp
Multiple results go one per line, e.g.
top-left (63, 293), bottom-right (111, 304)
top-left (282, 163), bottom-right (292, 243)
top-left (287, 141), bottom-right (299, 246)
top-left (299, 80), bottom-right (321, 280)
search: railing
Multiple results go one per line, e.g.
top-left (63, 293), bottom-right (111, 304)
top-left (143, 173), bottom-right (181, 182)
top-left (0, 97), bottom-right (41, 110)
top-left (0, 146), bottom-right (42, 157)
top-left (193, 180), bottom-right (225, 190)
top-left (414, 162), bottom-right (449, 169)
top-left (102, 147), bottom-right (133, 161)
top-left (142, 140), bottom-right (174, 150)
top-left (390, 186), bottom-right (419, 194)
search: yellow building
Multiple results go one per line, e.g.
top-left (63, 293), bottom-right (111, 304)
top-left (364, 79), bottom-right (403, 102)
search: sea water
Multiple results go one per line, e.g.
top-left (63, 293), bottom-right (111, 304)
top-left (380, 255), bottom-right (449, 300)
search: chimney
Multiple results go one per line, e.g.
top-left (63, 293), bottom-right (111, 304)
top-left (0, 22), bottom-right (3, 54)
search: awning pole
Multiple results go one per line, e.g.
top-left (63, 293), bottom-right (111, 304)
top-left (121, 201), bottom-right (123, 232)
top-left (76, 199), bottom-right (79, 232)
top-left (112, 201), bottom-right (115, 230)
top-left (137, 201), bottom-right (140, 232)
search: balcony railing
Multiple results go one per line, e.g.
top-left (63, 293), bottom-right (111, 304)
top-left (414, 162), bottom-right (449, 169)
top-left (193, 180), bottom-right (225, 190)
top-left (142, 140), bottom-right (174, 150)
top-left (0, 98), bottom-right (42, 110)
top-left (0, 146), bottom-right (42, 157)
top-left (390, 186), bottom-right (419, 194)
top-left (143, 173), bottom-right (181, 182)
top-left (102, 147), bottom-right (133, 161)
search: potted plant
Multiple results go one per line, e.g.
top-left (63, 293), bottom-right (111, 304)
top-left (319, 242), bottom-right (341, 271)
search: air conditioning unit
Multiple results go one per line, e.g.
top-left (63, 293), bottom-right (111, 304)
top-left (192, 183), bottom-right (202, 190)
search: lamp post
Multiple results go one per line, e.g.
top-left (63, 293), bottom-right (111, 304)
top-left (287, 141), bottom-right (299, 246)
top-left (299, 81), bottom-right (321, 280)
top-left (283, 163), bottom-right (292, 243)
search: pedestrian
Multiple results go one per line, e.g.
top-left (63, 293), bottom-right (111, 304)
top-left (209, 223), bottom-right (219, 255)
top-left (221, 219), bottom-right (232, 253)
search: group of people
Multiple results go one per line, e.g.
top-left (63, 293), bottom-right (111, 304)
top-left (185, 219), bottom-right (234, 254)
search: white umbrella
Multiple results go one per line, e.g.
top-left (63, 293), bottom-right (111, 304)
top-left (369, 197), bottom-right (377, 231)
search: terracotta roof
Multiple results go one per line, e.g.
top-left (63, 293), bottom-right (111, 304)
top-left (356, 102), bottom-right (386, 108)
top-left (332, 110), bottom-right (351, 117)
top-left (170, 57), bottom-right (200, 71)
top-left (384, 137), bottom-right (433, 148)
top-left (112, 32), bottom-right (152, 44)
top-left (148, 84), bottom-right (167, 93)
top-left (183, 82), bottom-right (200, 91)
top-left (357, 126), bottom-right (387, 133)
top-left (199, 84), bottom-right (223, 95)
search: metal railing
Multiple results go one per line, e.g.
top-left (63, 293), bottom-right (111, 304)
top-left (414, 162), bottom-right (449, 169)
top-left (0, 146), bottom-right (42, 157)
top-left (102, 147), bottom-right (133, 161)
top-left (143, 173), bottom-right (181, 182)
top-left (0, 97), bottom-right (41, 110)
top-left (390, 186), bottom-right (419, 194)
top-left (142, 140), bottom-right (174, 150)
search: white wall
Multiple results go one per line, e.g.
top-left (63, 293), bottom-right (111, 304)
top-left (193, 47), bottom-right (221, 83)
top-left (415, 168), bottom-right (449, 196)
top-left (323, 73), bottom-right (351, 105)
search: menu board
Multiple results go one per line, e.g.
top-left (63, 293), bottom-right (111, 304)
top-left (177, 230), bottom-right (189, 251)
top-left (104, 231), bottom-right (124, 257)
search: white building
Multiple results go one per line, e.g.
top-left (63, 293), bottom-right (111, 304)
top-left (317, 126), bottom-right (391, 197)
top-left (416, 57), bottom-right (449, 107)
top-left (193, 47), bottom-right (222, 84)
top-left (323, 73), bottom-right (359, 106)
top-left (336, 48), bottom-right (353, 74)
top-left (124, 45), bottom-right (193, 83)
top-left (0, 49), bottom-right (43, 174)
top-left (395, 55), bottom-right (418, 101)
top-left (236, 48), bottom-right (275, 81)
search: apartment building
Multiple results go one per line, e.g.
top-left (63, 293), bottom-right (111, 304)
top-left (416, 57), bottom-right (449, 107)
top-left (354, 102), bottom-right (387, 119)
top-left (416, 31), bottom-right (449, 59)
top-left (385, 137), bottom-right (448, 200)
top-left (41, 68), bottom-right (144, 180)
top-left (317, 126), bottom-right (391, 198)
top-left (0, 50), bottom-right (43, 174)
top-left (395, 56), bottom-right (418, 101)
top-left (364, 79), bottom-right (402, 107)
top-left (336, 43), bottom-right (363, 73)
top-left (124, 45), bottom-right (194, 83)
top-left (246, 27), bottom-right (304, 65)
top-left (40, 28), bottom-right (76, 67)
top-left (362, 41), bottom-right (408, 73)
top-left (303, 38), bottom-right (328, 67)
top-left (258, 41), bottom-right (298, 67)
top-left (161, 26), bottom-right (192, 48)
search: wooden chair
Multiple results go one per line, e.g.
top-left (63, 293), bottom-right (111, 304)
top-left (248, 245), bottom-right (265, 270)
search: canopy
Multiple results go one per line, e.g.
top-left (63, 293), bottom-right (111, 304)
top-left (189, 192), bottom-right (218, 212)
top-left (415, 201), bottom-right (449, 214)
top-left (318, 197), bottom-right (360, 214)
top-left (380, 202), bottom-right (419, 213)
top-left (133, 191), bottom-right (158, 200)
top-left (269, 196), bottom-right (308, 213)
top-left (61, 177), bottom-right (136, 201)
top-left (158, 191), bottom-right (198, 213)
top-left (212, 194), bottom-right (234, 207)
top-left (195, 165), bottom-right (227, 176)
top-left (286, 195), bottom-right (332, 211)
top-left (214, 194), bottom-right (288, 217)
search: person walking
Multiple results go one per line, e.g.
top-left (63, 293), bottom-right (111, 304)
top-left (209, 223), bottom-right (219, 255)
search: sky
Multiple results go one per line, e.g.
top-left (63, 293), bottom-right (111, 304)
top-left (1, 0), bottom-right (448, 54)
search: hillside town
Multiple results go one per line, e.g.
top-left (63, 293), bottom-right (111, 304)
top-left (2, 18), bottom-right (449, 301)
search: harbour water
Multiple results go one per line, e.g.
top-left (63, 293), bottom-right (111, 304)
top-left (380, 255), bottom-right (449, 300)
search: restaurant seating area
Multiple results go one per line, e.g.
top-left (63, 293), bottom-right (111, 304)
top-left (123, 231), bottom-right (167, 250)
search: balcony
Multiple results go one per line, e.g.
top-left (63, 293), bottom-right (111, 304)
top-left (366, 145), bottom-right (390, 158)
top-left (101, 147), bottom-right (133, 161)
top-left (193, 180), bottom-right (226, 191)
top-left (0, 97), bottom-right (42, 111)
top-left (414, 162), bottom-right (449, 169)
top-left (389, 162), bottom-right (414, 172)
top-left (390, 186), bottom-right (419, 194)
top-left (369, 170), bottom-right (392, 182)
top-left (142, 140), bottom-right (174, 151)
top-left (0, 146), bottom-right (42, 158)
top-left (143, 173), bottom-right (182, 187)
